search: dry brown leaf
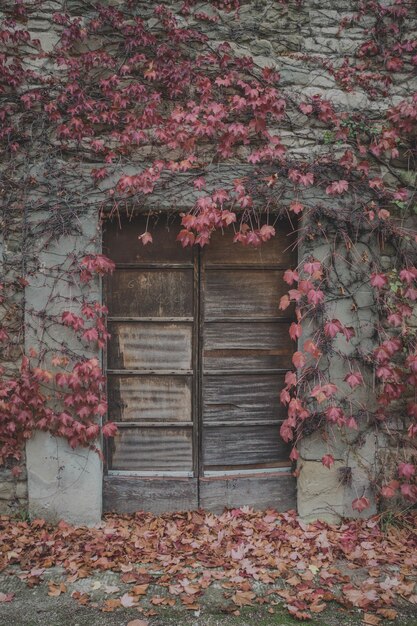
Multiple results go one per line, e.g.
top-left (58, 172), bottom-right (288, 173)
top-left (231, 591), bottom-right (256, 607)
top-left (102, 598), bottom-right (121, 612)
top-left (376, 608), bottom-right (398, 620)
top-left (121, 572), bottom-right (138, 584)
top-left (48, 583), bottom-right (66, 597)
top-left (132, 584), bottom-right (149, 596)
top-left (127, 620), bottom-right (149, 626)
top-left (363, 614), bottom-right (381, 626)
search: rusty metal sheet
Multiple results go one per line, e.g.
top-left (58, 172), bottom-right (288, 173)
top-left (203, 270), bottom-right (289, 318)
top-left (202, 374), bottom-right (287, 424)
top-left (105, 269), bottom-right (194, 317)
top-left (203, 322), bottom-right (293, 371)
top-left (108, 375), bottom-right (192, 423)
top-left (108, 322), bottom-right (193, 370)
top-left (109, 427), bottom-right (193, 472)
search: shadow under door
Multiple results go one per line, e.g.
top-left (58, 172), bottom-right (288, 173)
top-left (103, 214), bottom-right (296, 513)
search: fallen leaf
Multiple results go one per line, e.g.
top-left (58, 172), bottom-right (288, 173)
top-left (120, 593), bottom-right (139, 608)
top-left (132, 584), bottom-right (149, 596)
top-left (0, 593), bottom-right (14, 603)
top-left (231, 591), bottom-right (256, 607)
top-left (127, 620), bottom-right (149, 626)
top-left (377, 608), bottom-right (397, 620)
top-left (48, 582), bottom-right (67, 597)
top-left (102, 598), bottom-right (121, 612)
top-left (363, 614), bottom-right (381, 625)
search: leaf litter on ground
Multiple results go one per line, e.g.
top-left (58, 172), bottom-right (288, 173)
top-left (0, 508), bottom-right (416, 621)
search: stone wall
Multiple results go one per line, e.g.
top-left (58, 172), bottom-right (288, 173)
top-left (0, 200), bottom-right (28, 515)
top-left (1, 0), bottom-right (416, 523)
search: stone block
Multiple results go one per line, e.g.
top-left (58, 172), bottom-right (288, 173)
top-left (0, 482), bottom-right (15, 501)
top-left (297, 459), bottom-right (345, 523)
top-left (26, 432), bottom-right (102, 526)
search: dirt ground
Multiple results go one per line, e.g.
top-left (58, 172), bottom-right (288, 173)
top-left (0, 566), bottom-right (416, 626)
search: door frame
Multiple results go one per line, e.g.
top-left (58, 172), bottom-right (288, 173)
top-left (102, 212), bottom-right (297, 514)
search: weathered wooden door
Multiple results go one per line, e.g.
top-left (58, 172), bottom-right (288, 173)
top-left (103, 214), bottom-right (296, 513)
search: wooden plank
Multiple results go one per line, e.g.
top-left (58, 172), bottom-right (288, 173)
top-left (108, 322), bottom-right (193, 370)
top-left (109, 427), bottom-right (193, 471)
top-left (108, 317), bottom-right (194, 322)
top-left (199, 473), bottom-right (296, 513)
top-left (108, 375), bottom-right (192, 423)
top-left (203, 424), bottom-right (290, 466)
top-left (203, 322), bottom-right (293, 370)
top-left (203, 374), bottom-right (287, 423)
top-left (203, 270), bottom-right (289, 318)
top-left (105, 269), bottom-right (193, 317)
top-left (103, 476), bottom-right (198, 513)
top-left (103, 214), bottom-right (193, 265)
top-left (204, 220), bottom-right (296, 267)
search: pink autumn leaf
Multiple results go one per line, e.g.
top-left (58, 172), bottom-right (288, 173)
top-left (193, 177), bottom-right (206, 190)
top-left (324, 319), bottom-right (343, 338)
top-left (283, 269), bottom-right (299, 285)
top-left (326, 180), bottom-right (349, 195)
top-left (378, 209), bottom-right (390, 220)
top-left (398, 462), bottom-right (415, 480)
top-left (344, 371), bottom-right (364, 388)
top-left (289, 323), bottom-right (302, 340)
top-left (299, 102), bottom-right (313, 115)
top-left (82, 327), bottom-right (99, 342)
top-left (292, 351), bottom-right (306, 368)
top-left (290, 201), bottom-right (304, 214)
top-left (342, 326), bottom-right (355, 341)
top-left (259, 224), bottom-right (275, 241)
top-left (285, 371), bottom-right (297, 387)
top-left (387, 313), bottom-right (402, 327)
top-left (399, 268), bottom-right (417, 284)
top-left (303, 260), bottom-right (321, 275)
top-left (307, 289), bottom-right (325, 306)
top-left (102, 422), bottom-right (118, 437)
top-left (321, 454), bottom-right (335, 469)
top-left (289, 447), bottom-right (299, 461)
top-left (138, 231), bottom-right (153, 246)
top-left (352, 496), bottom-right (370, 513)
top-left (381, 480), bottom-right (400, 498)
top-left (0, 593), bottom-right (14, 603)
top-left (370, 273), bottom-right (388, 288)
top-left (279, 295), bottom-right (290, 310)
top-left (400, 483), bottom-right (417, 500)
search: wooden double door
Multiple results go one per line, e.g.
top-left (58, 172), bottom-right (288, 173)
top-left (103, 214), bottom-right (296, 513)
